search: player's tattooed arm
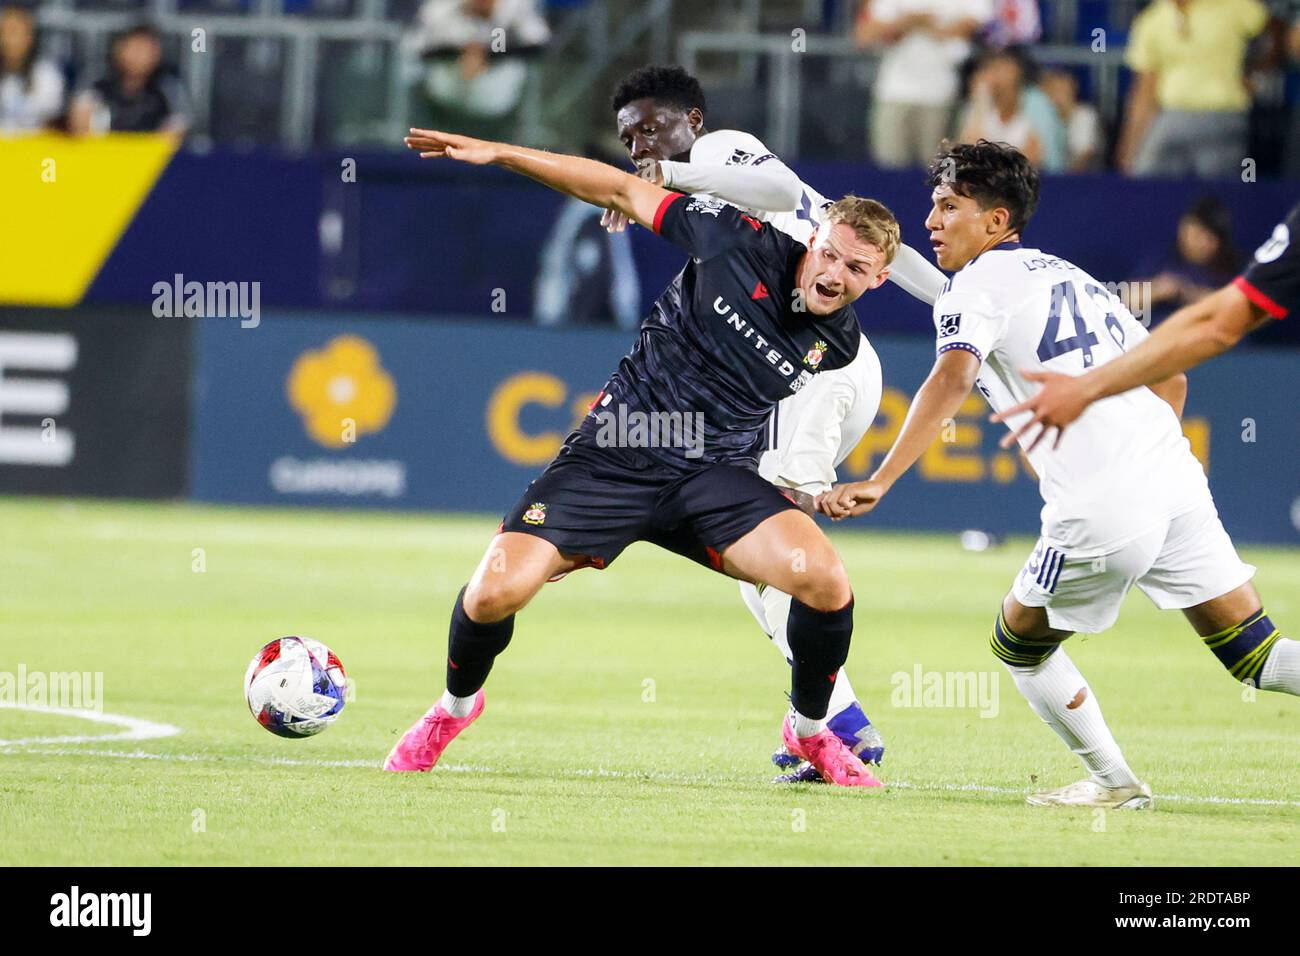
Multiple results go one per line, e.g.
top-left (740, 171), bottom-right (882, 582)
top-left (818, 349), bottom-right (980, 520)
top-left (405, 128), bottom-right (670, 230)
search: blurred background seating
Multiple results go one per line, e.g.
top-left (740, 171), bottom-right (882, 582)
top-left (0, 0), bottom-right (1288, 175)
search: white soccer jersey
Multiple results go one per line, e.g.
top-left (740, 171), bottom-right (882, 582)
top-left (686, 130), bottom-right (830, 246)
top-left (759, 333), bottom-right (882, 495)
top-left (934, 243), bottom-right (1212, 555)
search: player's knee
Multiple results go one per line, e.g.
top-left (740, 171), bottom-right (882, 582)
top-left (463, 578), bottom-right (530, 623)
top-left (791, 557), bottom-right (852, 612)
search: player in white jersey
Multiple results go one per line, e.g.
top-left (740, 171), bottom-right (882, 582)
top-left (608, 66), bottom-right (947, 777)
top-left (990, 200), bottom-right (1300, 443)
top-left (822, 141), bottom-right (1300, 807)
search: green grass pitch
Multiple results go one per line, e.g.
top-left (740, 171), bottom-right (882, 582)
top-left (1, 496), bottom-right (1296, 866)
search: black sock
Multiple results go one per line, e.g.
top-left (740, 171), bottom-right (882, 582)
top-left (446, 586), bottom-right (515, 697)
top-left (786, 596), bottom-right (854, 720)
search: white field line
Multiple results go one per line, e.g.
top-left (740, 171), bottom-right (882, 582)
top-left (2, 741), bottom-right (1296, 809)
top-left (0, 703), bottom-right (181, 746)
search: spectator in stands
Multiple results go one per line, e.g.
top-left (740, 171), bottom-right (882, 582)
top-left (68, 22), bottom-right (189, 137)
top-left (408, 0), bottom-right (549, 141)
top-left (0, 4), bottom-right (65, 132)
top-left (983, 0), bottom-right (1041, 48)
top-left (1009, 47), bottom-right (1068, 172)
top-left (958, 48), bottom-right (1064, 170)
top-left (1040, 67), bottom-right (1104, 172)
top-left (854, 0), bottom-right (992, 169)
top-left (1117, 0), bottom-right (1270, 178)
top-left (1125, 197), bottom-right (1242, 326)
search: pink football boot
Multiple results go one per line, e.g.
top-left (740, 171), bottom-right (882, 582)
top-left (383, 690), bottom-right (485, 772)
top-left (782, 714), bottom-right (884, 788)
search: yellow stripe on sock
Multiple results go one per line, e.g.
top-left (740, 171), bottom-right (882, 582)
top-left (1230, 630), bottom-right (1283, 683)
top-left (1201, 609), bottom-right (1267, 645)
top-left (990, 631), bottom-right (1047, 666)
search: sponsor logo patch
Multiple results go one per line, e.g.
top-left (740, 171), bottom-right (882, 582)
top-left (1254, 222), bottom-right (1290, 264)
top-left (685, 196), bottom-right (726, 217)
top-left (938, 313), bottom-right (962, 338)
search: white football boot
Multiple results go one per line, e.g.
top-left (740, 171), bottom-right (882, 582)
top-left (1026, 778), bottom-right (1154, 810)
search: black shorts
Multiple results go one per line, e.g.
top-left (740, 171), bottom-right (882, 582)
top-left (499, 432), bottom-right (799, 571)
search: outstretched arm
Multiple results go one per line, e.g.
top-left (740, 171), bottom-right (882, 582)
top-left (657, 159), bottom-right (803, 214)
top-left (406, 128), bottom-right (670, 229)
top-left (1147, 371), bottom-right (1188, 421)
top-left (818, 349), bottom-right (980, 519)
top-left (990, 283), bottom-right (1267, 449)
top-left (887, 242), bottom-right (947, 305)
top-left (604, 130), bottom-right (803, 232)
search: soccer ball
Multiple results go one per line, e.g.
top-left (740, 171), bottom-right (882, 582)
top-left (244, 636), bottom-right (348, 738)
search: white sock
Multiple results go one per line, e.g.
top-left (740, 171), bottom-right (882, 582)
top-left (754, 583), bottom-right (858, 720)
top-left (792, 709), bottom-right (826, 738)
top-left (1260, 637), bottom-right (1300, 694)
top-left (827, 667), bottom-right (856, 719)
top-left (439, 689), bottom-right (477, 718)
top-left (1003, 648), bottom-right (1140, 789)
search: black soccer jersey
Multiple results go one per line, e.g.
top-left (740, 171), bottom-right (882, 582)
top-left (1235, 201), bottom-right (1299, 320)
top-left (585, 191), bottom-right (861, 469)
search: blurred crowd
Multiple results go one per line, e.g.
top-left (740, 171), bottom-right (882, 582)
top-left (855, 0), bottom-right (1300, 178)
top-left (1, 5), bottom-right (188, 137)
top-left (4, 0), bottom-right (1300, 181)
top-left (406, 0), bottom-right (551, 140)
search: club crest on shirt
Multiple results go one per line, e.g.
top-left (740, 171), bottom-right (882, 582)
top-left (802, 340), bottom-right (828, 369)
top-left (938, 313), bottom-right (962, 337)
top-left (522, 502), bottom-right (547, 525)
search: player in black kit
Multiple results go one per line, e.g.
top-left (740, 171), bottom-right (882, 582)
top-left (386, 127), bottom-right (900, 786)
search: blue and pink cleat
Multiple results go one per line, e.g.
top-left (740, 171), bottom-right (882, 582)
top-left (780, 713), bottom-right (883, 788)
top-left (773, 702), bottom-right (884, 783)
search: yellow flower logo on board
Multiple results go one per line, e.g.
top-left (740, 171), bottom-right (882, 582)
top-left (287, 335), bottom-right (396, 449)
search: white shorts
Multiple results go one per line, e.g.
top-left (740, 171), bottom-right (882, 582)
top-left (1011, 502), bottom-right (1256, 634)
